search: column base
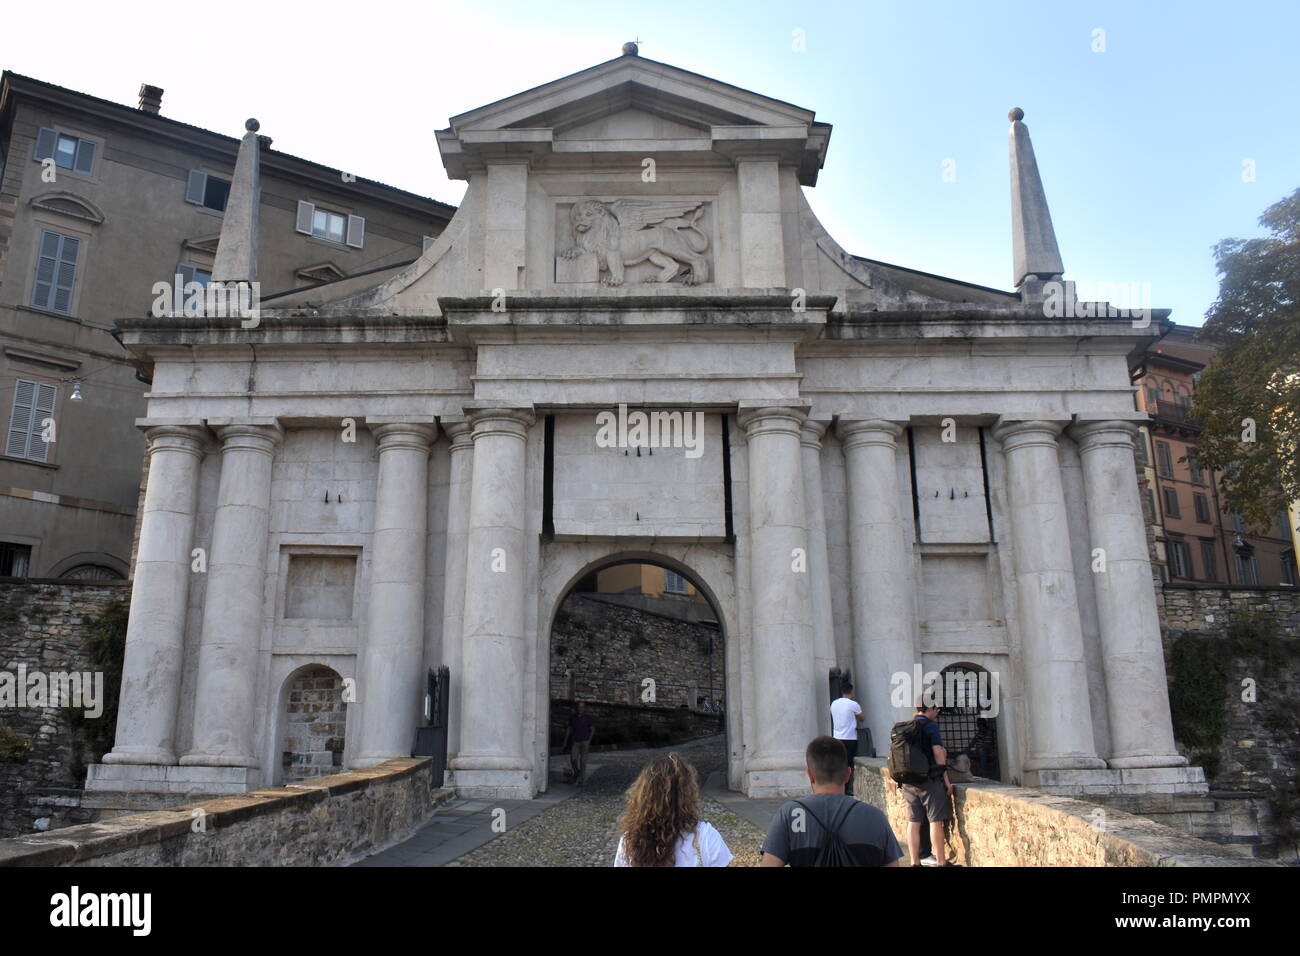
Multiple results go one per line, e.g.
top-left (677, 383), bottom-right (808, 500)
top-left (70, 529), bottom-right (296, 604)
top-left (85, 762), bottom-right (261, 796)
top-left (744, 769), bottom-right (810, 798)
top-left (448, 769), bottom-right (535, 799)
top-left (101, 746), bottom-right (176, 766)
top-left (1107, 753), bottom-right (1189, 770)
top-left (179, 751), bottom-right (258, 768)
top-left (1022, 754), bottom-right (1108, 772)
top-left (1023, 766), bottom-right (1207, 796)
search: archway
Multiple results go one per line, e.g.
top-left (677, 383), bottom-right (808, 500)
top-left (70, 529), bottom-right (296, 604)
top-left (276, 663), bottom-right (349, 785)
top-left (935, 662), bottom-right (1000, 781)
top-left (546, 558), bottom-right (727, 786)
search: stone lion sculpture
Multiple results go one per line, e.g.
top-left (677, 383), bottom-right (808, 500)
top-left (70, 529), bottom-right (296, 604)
top-left (559, 199), bottom-right (710, 286)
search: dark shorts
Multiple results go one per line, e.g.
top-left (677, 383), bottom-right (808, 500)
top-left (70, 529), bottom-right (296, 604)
top-left (902, 776), bottom-right (951, 823)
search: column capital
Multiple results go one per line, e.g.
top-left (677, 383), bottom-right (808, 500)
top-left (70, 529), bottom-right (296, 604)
top-left (991, 417), bottom-right (1066, 450)
top-left (369, 422), bottom-right (438, 453)
top-left (465, 405), bottom-right (535, 438)
top-left (1069, 417), bottom-right (1140, 452)
top-left (836, 418), bottom-right (905, 450)
top-left (799, 418), bottom-right (831, 449)
top-left (439, 416), bottom-right (475, 451)
top-left (211, 421), bottom-right (283, 454)
top-left (736, 403), bottom-right (808, 436)
top-left (142, 424), bottom-right (209, 458)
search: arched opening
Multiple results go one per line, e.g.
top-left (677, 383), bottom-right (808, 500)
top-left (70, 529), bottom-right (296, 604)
top-left (278, 664), bottom-right (348, 784)
top-left (548, 558), bottom-right (726, 785)
top-left (935, 662), bottom-right (1000, 781)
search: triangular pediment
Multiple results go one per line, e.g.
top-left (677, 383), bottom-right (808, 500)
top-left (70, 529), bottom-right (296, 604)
top-left (182, 233), bottom-right (221, 255)
top-left (554, 107), bottom-right (709, 142)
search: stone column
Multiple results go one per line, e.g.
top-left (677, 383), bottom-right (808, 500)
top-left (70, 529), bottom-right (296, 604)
top-left (353, 422), bottom-right (437, 767)
top-left (439, 418), bottom-right (474, 765)
top-left (838, 419), bottom-right (916, 754)
top-left (1072, 417), bottom-right (1187, 769)
top-left (102, 425), bottom-right (207, 766)
top-left (181, 422), bottom-right (282, 768)
top-left (800, 418), bottom-right (836, 726)
top-left (991, 419), bottom-right (1106, 771)
top-left (451, 407), bottom-right (534, 797)
top-left (737, 404), bottom-right (817, 794)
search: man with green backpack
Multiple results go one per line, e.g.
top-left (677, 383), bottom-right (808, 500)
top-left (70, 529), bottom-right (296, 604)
top-left (888, 699), bottom-right (955, 866)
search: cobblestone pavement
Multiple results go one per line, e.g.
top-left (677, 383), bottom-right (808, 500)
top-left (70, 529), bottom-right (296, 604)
top-left (456, 734), bottom-right (768, 867)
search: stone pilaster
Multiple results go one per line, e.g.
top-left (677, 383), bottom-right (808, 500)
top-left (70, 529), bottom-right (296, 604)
top-left (102, 425), bottom-right (207, 766)
top-left (1071, 417), bottom-right (1187, 769)
top-left (181, 422), bottom-right (282, 768)
top-left (992, 419), bottom-right (1106, 772)
top-left (837, 419), bottom-right (916, 755)
top-left (353, 422), bottom-right (438, 767)
top-left (736, 158), bottom-right (786, 288)
top-left (800, 418), bottom-right (836, 727)
top-left (737, 404), bottom-right (817, 794)
top-left (451, 407), bottom-right (535, 798)
top-left (438, 418), bottom-right (474, 767)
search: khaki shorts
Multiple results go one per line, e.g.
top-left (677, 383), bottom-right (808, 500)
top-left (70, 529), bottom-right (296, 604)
top-left (902, 776), bottom-right (951, 823)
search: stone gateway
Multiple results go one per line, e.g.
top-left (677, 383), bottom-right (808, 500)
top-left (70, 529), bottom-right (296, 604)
top-left (89, 48), bottom-right (1203, 801)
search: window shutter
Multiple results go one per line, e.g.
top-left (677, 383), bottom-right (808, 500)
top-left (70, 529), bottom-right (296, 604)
top-left (185, 170), bottom-right (207, 205)
top-left (32, 230), bottom-right (60, 310)
top-left (73, 139), bottom-right (96, 174)
top-left (422, 235), bottom-right (435, 254)
top-left (28, 382), bottom-right (56, 462)
top-left (296, 201), bottom-right (314, 235)
top-left (346, 215), bottom-right (365, 248)
top-left (176, 263), bottom-right (195, 285)
top-left (5, 379), bottom-right (35, 458)
top-left (51, 235), bottom-right (80, 315)
top-left (33, 127), bottom-right (57, 161)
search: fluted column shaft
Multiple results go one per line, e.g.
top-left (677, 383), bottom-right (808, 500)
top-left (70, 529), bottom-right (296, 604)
top-left (992, 419), bottom-right (1105, 771)
top-left (353, 422), bottom-right (437, 766)
top-left (103, 425), bottom-right (207, 766)
top-left (839, 419), bottom-right (916, 754)
top-left (1072, 418), bottom-right (1186, 769)
top-left (800, 419), bottom-right (836, 726)
top-left (182, 423), bottom-right (282, 767)
top-left (452, 408), bottom-right (534, 783)
top-left (738, 405), bottom-right (817, 788)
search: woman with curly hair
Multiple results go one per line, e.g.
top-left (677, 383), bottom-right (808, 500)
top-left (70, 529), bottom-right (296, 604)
top-left (614, 752), bottom-right (733, 867)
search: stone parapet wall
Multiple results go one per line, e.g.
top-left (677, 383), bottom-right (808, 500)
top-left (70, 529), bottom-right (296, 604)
top-left (0, 580), bottom-right (128, 837)
top-left (0, 758), bottom-right (441, 867)
top-left (854, 759), bottom-right (1277, 867)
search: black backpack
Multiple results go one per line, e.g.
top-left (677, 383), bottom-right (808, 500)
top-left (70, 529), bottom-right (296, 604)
top-left (792, 799), bottom-right (862, 867)
top-left (888, 718), bottom-right (932, 785)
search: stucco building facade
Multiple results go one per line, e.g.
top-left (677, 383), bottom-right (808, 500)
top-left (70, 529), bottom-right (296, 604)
top-left (89, 49), bottom-right (1204, 800)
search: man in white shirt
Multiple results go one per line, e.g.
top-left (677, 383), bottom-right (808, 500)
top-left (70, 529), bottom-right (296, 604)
top-left (830, 681), bottom-right (864, 795)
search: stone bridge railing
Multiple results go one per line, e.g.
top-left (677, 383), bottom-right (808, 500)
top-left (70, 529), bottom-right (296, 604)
top-left (0, 758), bottom-right (443, 866)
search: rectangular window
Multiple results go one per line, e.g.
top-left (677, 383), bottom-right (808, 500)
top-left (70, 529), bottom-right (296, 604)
top-left (33, 127), bottom-right (96, 174)
top-left (313, 208), bottom-right (346, 243)
top-left (1188, 461), bottom-right (1204, 485)
top-left (1167, 539), bottom-right (1192, 580)
top-left (1156, 441), bottom-right (1174, 478)
top-left (30, 230), bottom-right (80, 314)
top-left (1281, 551), bottom-right (1297, 587)
top-left (0, 542), bottom-right (32, 577)
top-left (5, 378), bottom-right (57, 462)
top-left (1232, 513), bottom-right (1247, 534)
top-left (1147, 489), bottom-right (1158, 523)
top-left (295, 201), bottom-right (364, 247)
top-left (1163, 486), bottom-right (1180, 518)
top-left (184, 170), bottom-right (231, 212)
top-left (1200, 541), bottom-right (1218, 582)
top-left (1235, 552), bottom-right (1259, 586)
top-left (1134, 435), bottom-right (1149, 465)
top-left (663, 569), bottom-right (688, 594)
top-left (1193, 493), bottom-right (1209, 523)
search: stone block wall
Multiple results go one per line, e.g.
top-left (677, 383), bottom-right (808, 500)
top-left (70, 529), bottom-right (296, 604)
top-left (282, 666), bottom-right (348, 782)
top-left (0, 580), bottom-right (128, 838)
top-left (0, 758), bottom-right (440, 866)
top-left (854, 759), bottom-right (1276, 867)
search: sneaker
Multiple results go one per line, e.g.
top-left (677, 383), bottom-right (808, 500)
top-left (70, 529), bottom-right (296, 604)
top-left (919, 854), bottom-right (939, 866)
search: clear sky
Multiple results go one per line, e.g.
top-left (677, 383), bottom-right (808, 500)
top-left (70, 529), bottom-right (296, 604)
top-left (4, 0), bottom-right (1296, 326)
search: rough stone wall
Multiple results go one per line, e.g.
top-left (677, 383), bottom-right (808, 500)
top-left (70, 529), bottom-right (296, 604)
top-left (0, 758), bottom-right (440, 867)
top-left (282, 666), bottom-right (348, 782)
top-left (550, 593), bottom-right (722, 709)
top-left (0, 581), bottom-right (128, 838)
top-left (854, 759), bottom-right (1276, 867)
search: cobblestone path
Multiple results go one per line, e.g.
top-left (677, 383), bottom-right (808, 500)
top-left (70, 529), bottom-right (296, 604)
top-left (454, 735), bottom-right (767, 867)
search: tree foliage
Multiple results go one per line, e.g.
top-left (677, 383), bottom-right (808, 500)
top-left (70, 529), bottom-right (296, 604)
top-left (1192, 188), bottom-right (1300, 533)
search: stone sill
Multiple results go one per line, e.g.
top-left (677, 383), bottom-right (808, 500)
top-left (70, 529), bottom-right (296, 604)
top-left (0, 757), bottom-right (430, 867)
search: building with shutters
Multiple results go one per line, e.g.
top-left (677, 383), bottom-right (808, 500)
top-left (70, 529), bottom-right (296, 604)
top-left (0, 71), bottom-right (453, 579)
top-left (91, 47), bottom-right (1209, 802)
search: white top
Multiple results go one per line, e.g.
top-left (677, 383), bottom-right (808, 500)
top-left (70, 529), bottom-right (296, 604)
top-left (830, 696), bottom-right (863, 739)
top-left (614, 821), bottom-right (733, 867)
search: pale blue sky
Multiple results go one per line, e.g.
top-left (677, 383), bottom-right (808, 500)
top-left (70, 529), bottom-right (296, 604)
top-left (5, 0), bottom-right (1296, 325)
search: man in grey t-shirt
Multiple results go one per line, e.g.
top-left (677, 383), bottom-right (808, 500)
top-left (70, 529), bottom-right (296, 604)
top-left (761, 736), bottom-right (902, 867)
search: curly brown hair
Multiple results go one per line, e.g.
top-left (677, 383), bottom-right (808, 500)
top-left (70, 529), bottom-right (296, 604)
top-left (617, 752), bottom-right (701, 867)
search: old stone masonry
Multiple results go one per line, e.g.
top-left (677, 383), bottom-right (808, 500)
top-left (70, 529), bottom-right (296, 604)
top-left (88, 45), bottom-right (1204, 806)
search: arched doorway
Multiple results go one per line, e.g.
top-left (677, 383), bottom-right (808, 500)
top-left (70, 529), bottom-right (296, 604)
top-left (546, 559), bottom-right (727, 786)
top-left (935, 662), bottom-right (1000, 781)
top-left (277, 664), bottom-right (349, 784)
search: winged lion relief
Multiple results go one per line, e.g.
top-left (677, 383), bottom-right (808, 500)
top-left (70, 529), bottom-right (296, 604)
top-left (557, 199), bottom-right (710, 286)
